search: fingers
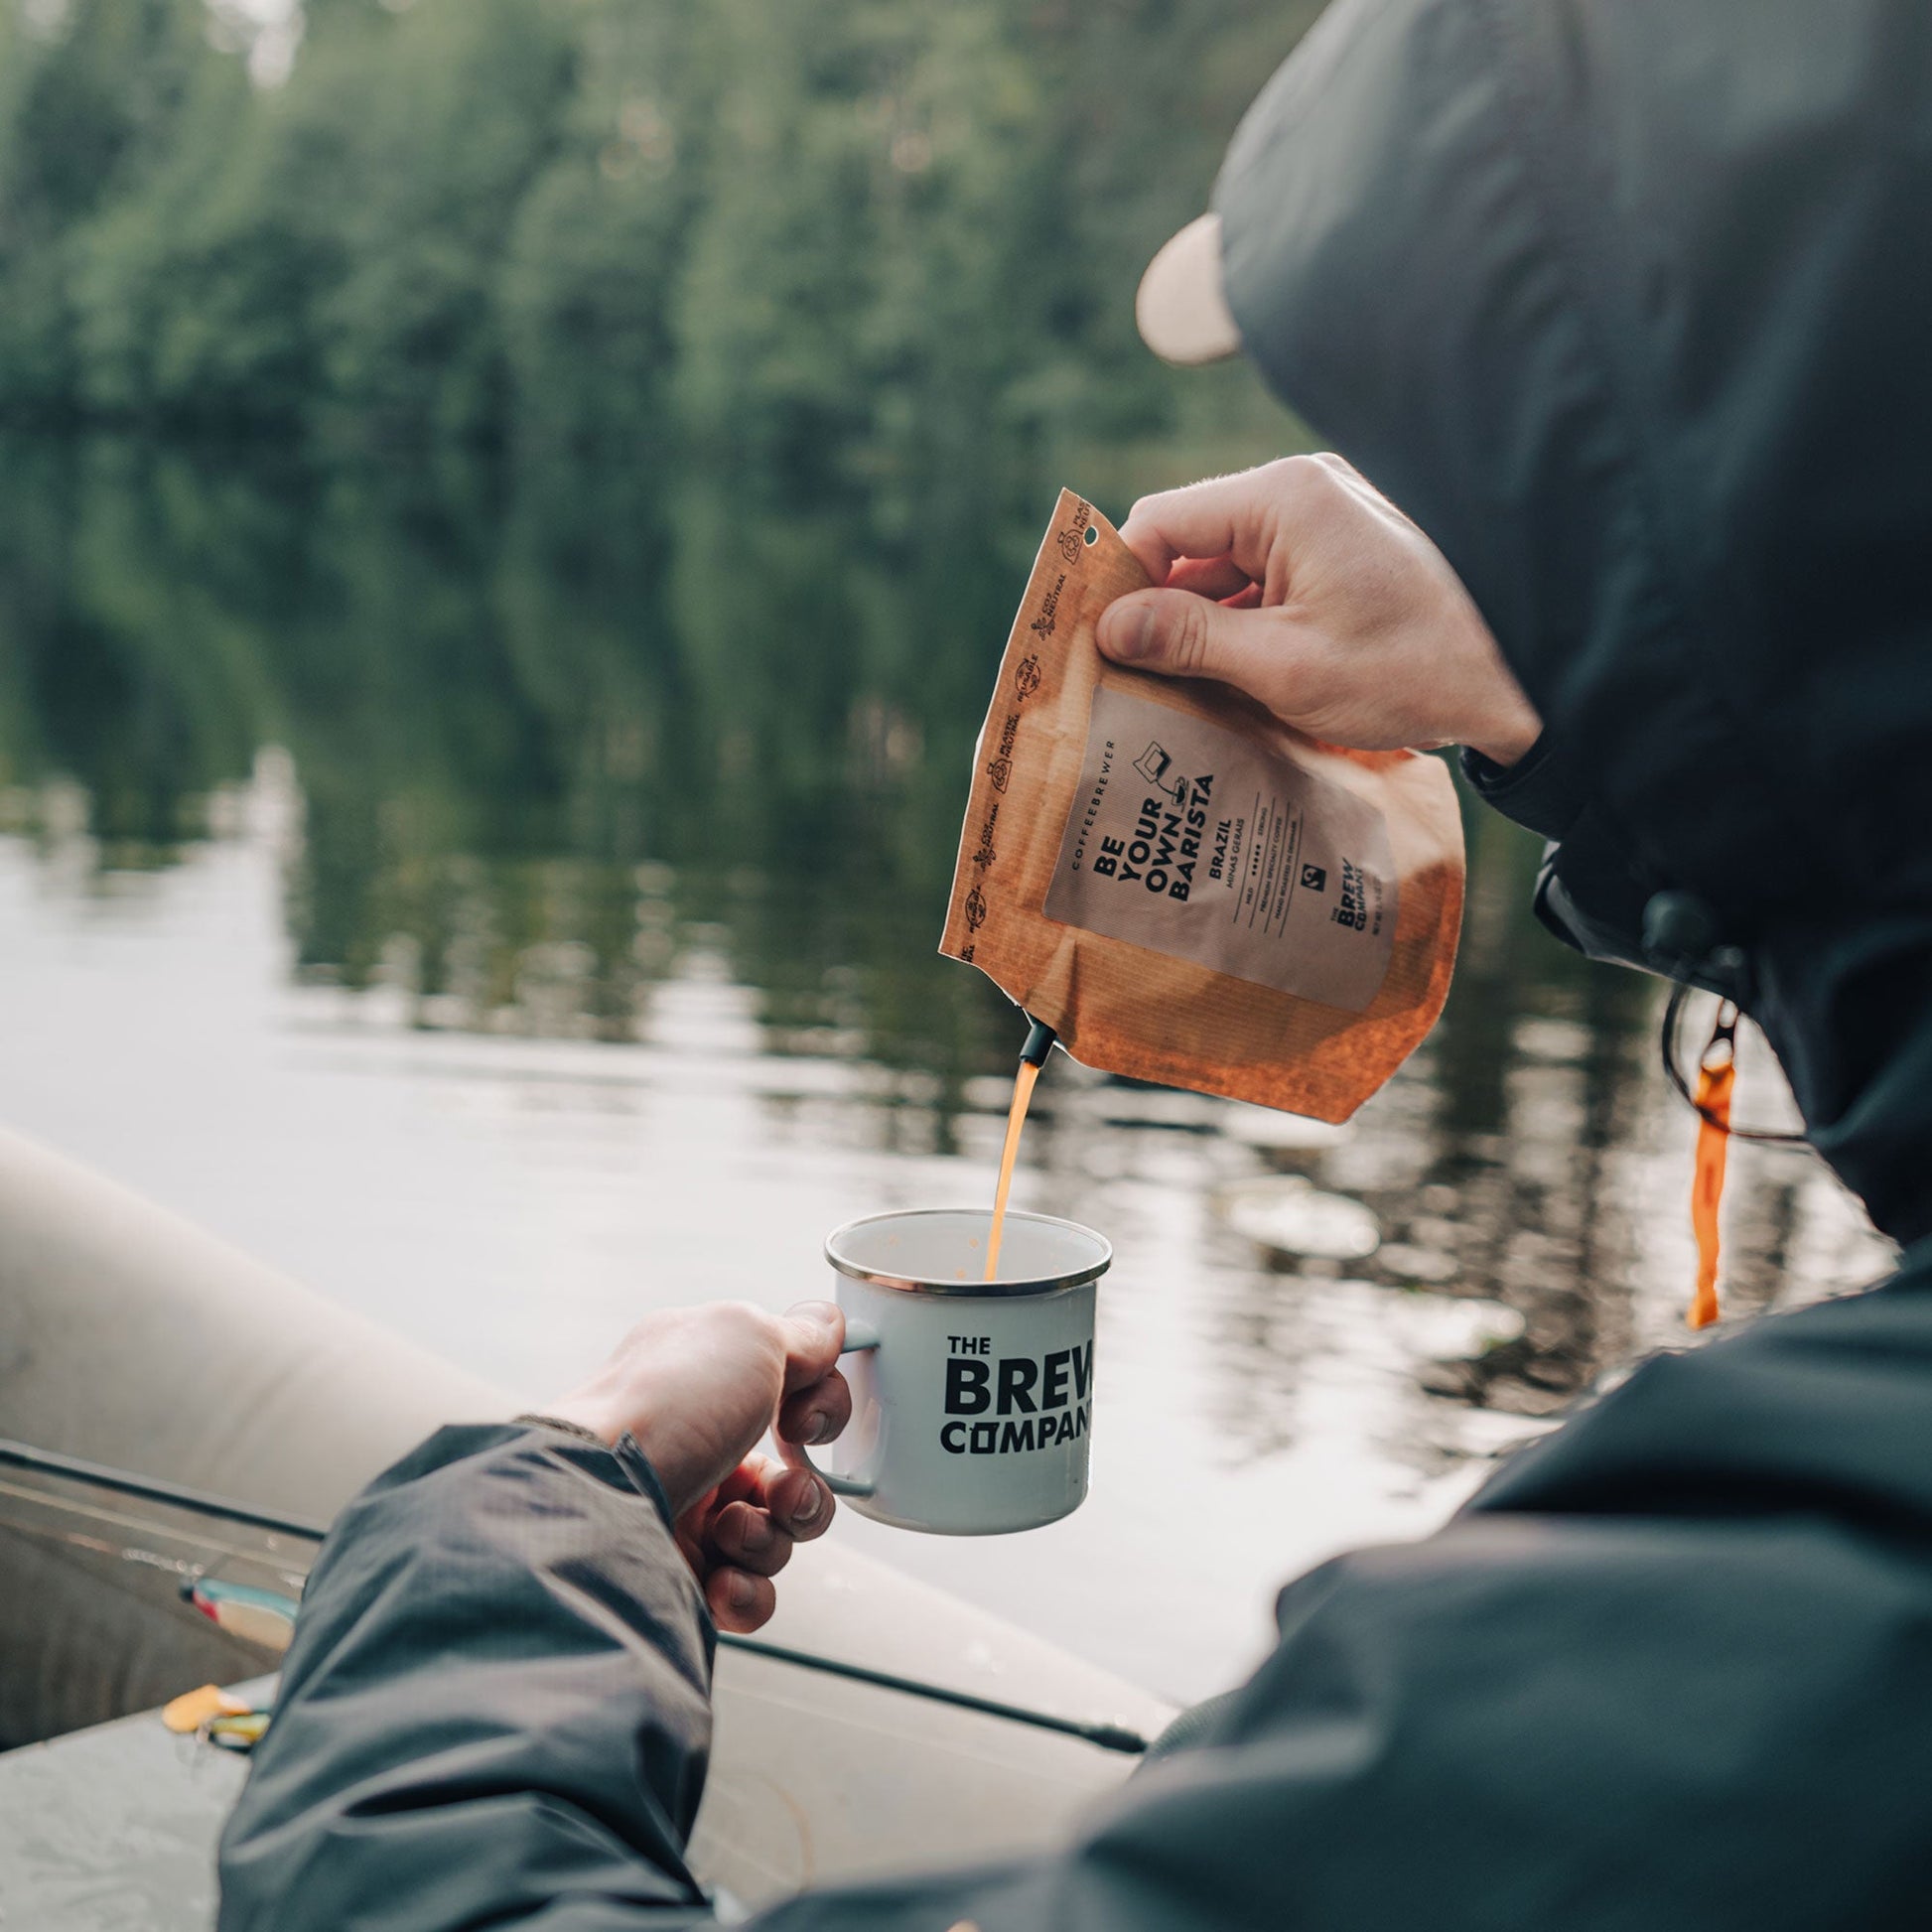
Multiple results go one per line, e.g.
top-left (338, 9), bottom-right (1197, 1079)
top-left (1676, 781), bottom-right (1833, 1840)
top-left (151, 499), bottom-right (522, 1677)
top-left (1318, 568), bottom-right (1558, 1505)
top-left (707, 1499), bottom-right (795, 1578)
top-left (774, 1299), bottom-right (853, 1463)
top-left (1117, 476), bottom-right (1252, 584)
top-left (1117, 460), bottom-right (1313, 585)
top-left (706, 1566), bottom-right (776, 1633)
top-left (698, 1450), bottom-right (836, 1633)
top-left (776, 1365), bottom-right (852, 1451)
top-left (706, 1452), bottom-right (834, 1563)
top-left (778, 1300), bottom-right (845, 1392)
top-left (1096, 588), bottom-right (1311, 703)
top-left (1166, 553), bottom-right (1252, 601)
top-left (757, 1454), bottom-right (835, 1541)
top-left (681, 1449), bottom-right (835, 1637)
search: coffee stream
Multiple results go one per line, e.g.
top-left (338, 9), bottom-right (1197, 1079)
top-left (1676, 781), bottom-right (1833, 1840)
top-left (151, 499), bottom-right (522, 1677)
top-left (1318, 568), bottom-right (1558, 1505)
top-left (984, 1019), bottom-right (1056, 1281)
top-left (984, 1060), bottom-right (1039, 1280)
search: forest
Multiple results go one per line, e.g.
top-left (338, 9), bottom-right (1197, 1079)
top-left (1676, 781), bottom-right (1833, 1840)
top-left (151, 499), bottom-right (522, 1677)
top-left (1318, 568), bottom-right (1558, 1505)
top-left (0, 0), bottom-right (1319, 493)
top-left (0, 0), bottom-right (1340, 1073)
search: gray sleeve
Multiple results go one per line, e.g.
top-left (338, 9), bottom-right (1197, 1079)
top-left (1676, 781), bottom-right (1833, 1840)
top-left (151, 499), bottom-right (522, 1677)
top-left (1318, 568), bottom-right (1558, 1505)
top-left (216, 1423), bottom-right (722, 1932)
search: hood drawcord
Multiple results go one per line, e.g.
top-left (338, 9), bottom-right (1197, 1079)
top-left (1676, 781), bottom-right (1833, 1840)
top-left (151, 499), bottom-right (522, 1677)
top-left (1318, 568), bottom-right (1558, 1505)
top-left (1688, 1003), bottom-right (1738, 1329)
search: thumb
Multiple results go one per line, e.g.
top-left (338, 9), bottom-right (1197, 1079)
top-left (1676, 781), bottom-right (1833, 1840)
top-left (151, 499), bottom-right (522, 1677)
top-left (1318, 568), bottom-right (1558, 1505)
top-left (779, 1300), bottom-right (846, 1393)
top-left (1096, 588), bottom-right (1280, 690)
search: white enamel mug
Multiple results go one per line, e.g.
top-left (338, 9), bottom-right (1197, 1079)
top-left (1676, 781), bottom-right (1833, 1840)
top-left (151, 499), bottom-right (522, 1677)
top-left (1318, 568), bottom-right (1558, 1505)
top-left (806, 1208), bottom-right (1110, 1535)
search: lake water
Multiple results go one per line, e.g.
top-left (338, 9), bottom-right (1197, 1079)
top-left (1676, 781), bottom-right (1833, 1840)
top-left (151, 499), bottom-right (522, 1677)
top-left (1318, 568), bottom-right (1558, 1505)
top-left (0, 441), bottom-right (1895, 1705)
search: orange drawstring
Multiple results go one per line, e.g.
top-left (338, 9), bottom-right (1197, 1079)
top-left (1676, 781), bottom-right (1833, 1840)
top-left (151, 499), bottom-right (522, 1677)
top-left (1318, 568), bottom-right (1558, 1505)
top-left (1688, 1002), bottom-right (1738, 1330)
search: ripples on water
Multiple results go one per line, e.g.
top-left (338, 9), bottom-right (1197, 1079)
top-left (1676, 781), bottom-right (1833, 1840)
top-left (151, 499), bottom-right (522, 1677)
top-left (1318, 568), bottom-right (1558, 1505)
top-left (0, 448), bottom-right (1897, 1700)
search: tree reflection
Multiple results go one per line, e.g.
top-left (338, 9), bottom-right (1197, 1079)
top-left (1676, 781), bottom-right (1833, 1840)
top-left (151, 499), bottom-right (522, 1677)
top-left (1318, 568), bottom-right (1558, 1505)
top-left (0, 439), bottom-right (1891, 1476)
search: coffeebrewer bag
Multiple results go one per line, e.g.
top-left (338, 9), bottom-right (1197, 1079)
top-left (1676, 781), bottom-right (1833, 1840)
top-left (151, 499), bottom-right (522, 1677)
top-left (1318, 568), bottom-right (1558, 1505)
top-left (941, 490), bottom-right (1464, 1121)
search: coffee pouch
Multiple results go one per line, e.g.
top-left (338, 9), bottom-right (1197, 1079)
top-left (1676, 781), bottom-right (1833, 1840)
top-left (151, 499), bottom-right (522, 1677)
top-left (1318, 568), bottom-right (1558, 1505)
top-left (941, 489), bottom-right (1464, 1121)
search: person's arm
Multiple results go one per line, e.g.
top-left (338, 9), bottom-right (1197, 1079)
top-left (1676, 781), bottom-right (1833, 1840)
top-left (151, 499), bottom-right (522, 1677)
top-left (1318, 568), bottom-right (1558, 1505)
top-left (217, 1422), bottom-right (722, 1930)
top-left (218, 1303), bottom-right (851, 1932)
top-left (1094, 458), bottom-right (1701, 980)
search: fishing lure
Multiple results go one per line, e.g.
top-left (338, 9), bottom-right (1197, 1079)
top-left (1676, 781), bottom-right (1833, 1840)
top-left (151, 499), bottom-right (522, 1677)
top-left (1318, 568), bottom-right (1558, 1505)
top-left (183, 1576), bottom-right (300, 1652)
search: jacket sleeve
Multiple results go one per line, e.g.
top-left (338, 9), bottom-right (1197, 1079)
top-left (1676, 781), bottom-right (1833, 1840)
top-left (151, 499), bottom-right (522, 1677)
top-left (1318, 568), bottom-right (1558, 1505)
top-left (1460, 737), bottom-right (1726, 990)
top-left (216, 1423), bottom-right (722, 1932)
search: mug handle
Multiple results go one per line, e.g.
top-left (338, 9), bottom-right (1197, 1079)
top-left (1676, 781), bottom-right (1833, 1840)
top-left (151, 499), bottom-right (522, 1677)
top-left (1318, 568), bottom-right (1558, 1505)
top-left (792, 1317), bottom-right (881, 1498)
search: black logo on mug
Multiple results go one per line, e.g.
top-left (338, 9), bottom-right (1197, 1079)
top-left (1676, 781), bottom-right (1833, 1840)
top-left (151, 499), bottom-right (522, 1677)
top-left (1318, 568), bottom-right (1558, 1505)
top-left (939, 1337), bottom-right (1092, 1453)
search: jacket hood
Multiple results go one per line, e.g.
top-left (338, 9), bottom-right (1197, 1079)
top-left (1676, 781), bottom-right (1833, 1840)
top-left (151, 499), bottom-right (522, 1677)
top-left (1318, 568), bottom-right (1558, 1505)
top-left (1211, 0), bottom-right (1932, 1240)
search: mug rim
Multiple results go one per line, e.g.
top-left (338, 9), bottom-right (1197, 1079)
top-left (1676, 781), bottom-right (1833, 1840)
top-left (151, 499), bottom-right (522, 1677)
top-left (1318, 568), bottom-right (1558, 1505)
top-left (825, 1207), bottom-right (1112, 1297)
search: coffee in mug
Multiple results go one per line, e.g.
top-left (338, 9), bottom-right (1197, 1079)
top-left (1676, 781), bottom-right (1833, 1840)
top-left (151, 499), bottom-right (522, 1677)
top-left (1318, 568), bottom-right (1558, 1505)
top-left (802, 1207), bottom-right (1109, 1535)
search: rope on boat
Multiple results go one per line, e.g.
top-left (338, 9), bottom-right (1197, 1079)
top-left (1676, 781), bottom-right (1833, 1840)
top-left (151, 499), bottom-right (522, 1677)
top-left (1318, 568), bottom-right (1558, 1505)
top-left (716, 1632), bottom-right (1148, 1754)
top-left (0, 1436), bottom-right (1151, 1755)
top-left (0, 1439), bottom-right (330, 1539)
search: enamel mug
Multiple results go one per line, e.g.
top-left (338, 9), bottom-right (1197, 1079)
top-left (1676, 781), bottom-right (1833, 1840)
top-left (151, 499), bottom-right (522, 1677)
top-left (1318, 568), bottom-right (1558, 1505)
top-left (807, 1208), bottom-right (1110, 1535)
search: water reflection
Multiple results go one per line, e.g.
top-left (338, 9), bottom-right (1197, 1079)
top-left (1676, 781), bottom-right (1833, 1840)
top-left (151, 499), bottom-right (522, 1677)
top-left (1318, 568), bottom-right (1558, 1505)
top-left (0, 439), bottom-right (1897, 1695)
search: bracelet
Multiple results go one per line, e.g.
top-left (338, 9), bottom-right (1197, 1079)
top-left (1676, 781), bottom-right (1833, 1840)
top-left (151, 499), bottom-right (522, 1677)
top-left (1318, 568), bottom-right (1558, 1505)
top-left (513, 1412), bottom-right (615, 1449)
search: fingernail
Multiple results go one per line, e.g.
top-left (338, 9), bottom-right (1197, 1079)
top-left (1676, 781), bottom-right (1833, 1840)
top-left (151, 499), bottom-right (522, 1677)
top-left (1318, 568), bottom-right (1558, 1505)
top-left (729, 1573), bottom-right (757, 1612)
top-left (792, 1483), bottom-right (823, 1525)
top-left (792, 1300), bottom-right (841, 1329)
top-left (740, 1513), bottom-right (774, 1553)
top-left (802, 1411), bottom-right (832, 1446)
top-left (1106, 605), bottom-right (1157, 661)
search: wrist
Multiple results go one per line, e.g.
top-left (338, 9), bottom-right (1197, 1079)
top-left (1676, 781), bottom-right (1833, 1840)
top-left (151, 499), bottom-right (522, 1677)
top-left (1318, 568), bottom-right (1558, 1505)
top-left (514, 1411), bottom-right (617, 1450)
top-left (1464, 722), bottom-right (1538, 768)
top-left (1461, 686), bottom-right (1542, 768)
top-left (533, 1393), bottom-right (701, 1510)
top-left (535, 1388), bottom-right (628, 1449)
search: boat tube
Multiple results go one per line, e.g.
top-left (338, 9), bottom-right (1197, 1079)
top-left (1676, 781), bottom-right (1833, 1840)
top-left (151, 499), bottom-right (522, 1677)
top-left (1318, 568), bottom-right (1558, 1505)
top-left (0, 1126), bottom-right (1173, 1916)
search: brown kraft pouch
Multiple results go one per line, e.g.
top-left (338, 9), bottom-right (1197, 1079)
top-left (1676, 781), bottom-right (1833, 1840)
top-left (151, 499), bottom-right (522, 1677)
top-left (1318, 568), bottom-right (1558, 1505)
top-left (941, 489), bottom-right (1465, 1121)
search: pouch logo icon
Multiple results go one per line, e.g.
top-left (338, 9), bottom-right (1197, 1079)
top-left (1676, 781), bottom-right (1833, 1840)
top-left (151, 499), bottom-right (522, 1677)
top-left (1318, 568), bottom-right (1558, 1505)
top-left (1055, 500), bottom-right (1094, 564)
top-left (1029, 572), bottom-right (1067, 641)
top-left (965, 888), bottom-right (989, 930)
top-left (1015, 655), bottom-right (1041, 701)
top-left (1301, 864), bottom-right (1326, 893)
top-left (1132, 741), bottom-right (1185, 803)
top-left (987, 756), bottom-right (1012, 793)
top-left (971, 800), bottom-right (1000, 870)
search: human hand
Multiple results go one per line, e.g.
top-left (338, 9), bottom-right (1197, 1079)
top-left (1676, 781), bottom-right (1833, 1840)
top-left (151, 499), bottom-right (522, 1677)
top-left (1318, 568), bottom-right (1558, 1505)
top-left (1095, 456), bottom-right (1541, 767)
top-left (542, 1302), bottom-right (853, 1633)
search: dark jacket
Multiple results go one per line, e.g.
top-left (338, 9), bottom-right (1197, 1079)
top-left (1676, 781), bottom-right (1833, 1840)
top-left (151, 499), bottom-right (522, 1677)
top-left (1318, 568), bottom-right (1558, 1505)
top-left (220, 3), bottom-right (1932, 1926)
top-left (1217, 0), bottom-right (1932, 1243)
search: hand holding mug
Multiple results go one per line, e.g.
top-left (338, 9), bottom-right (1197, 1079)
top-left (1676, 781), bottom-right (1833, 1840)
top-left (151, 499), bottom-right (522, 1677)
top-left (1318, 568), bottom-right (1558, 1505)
top-left (542, 1301), bottom-right (850, 1632)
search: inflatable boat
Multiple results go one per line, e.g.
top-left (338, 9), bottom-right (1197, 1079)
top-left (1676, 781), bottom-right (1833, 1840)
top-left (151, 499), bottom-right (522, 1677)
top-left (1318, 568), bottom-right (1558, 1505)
top-left (0, 1128), bottom-right (1173, 1927)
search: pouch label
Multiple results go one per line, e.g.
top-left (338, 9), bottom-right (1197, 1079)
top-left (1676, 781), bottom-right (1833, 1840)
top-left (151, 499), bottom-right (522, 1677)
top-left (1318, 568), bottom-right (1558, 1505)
top-left (1044, 687), bottom-right (1396, 1012)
